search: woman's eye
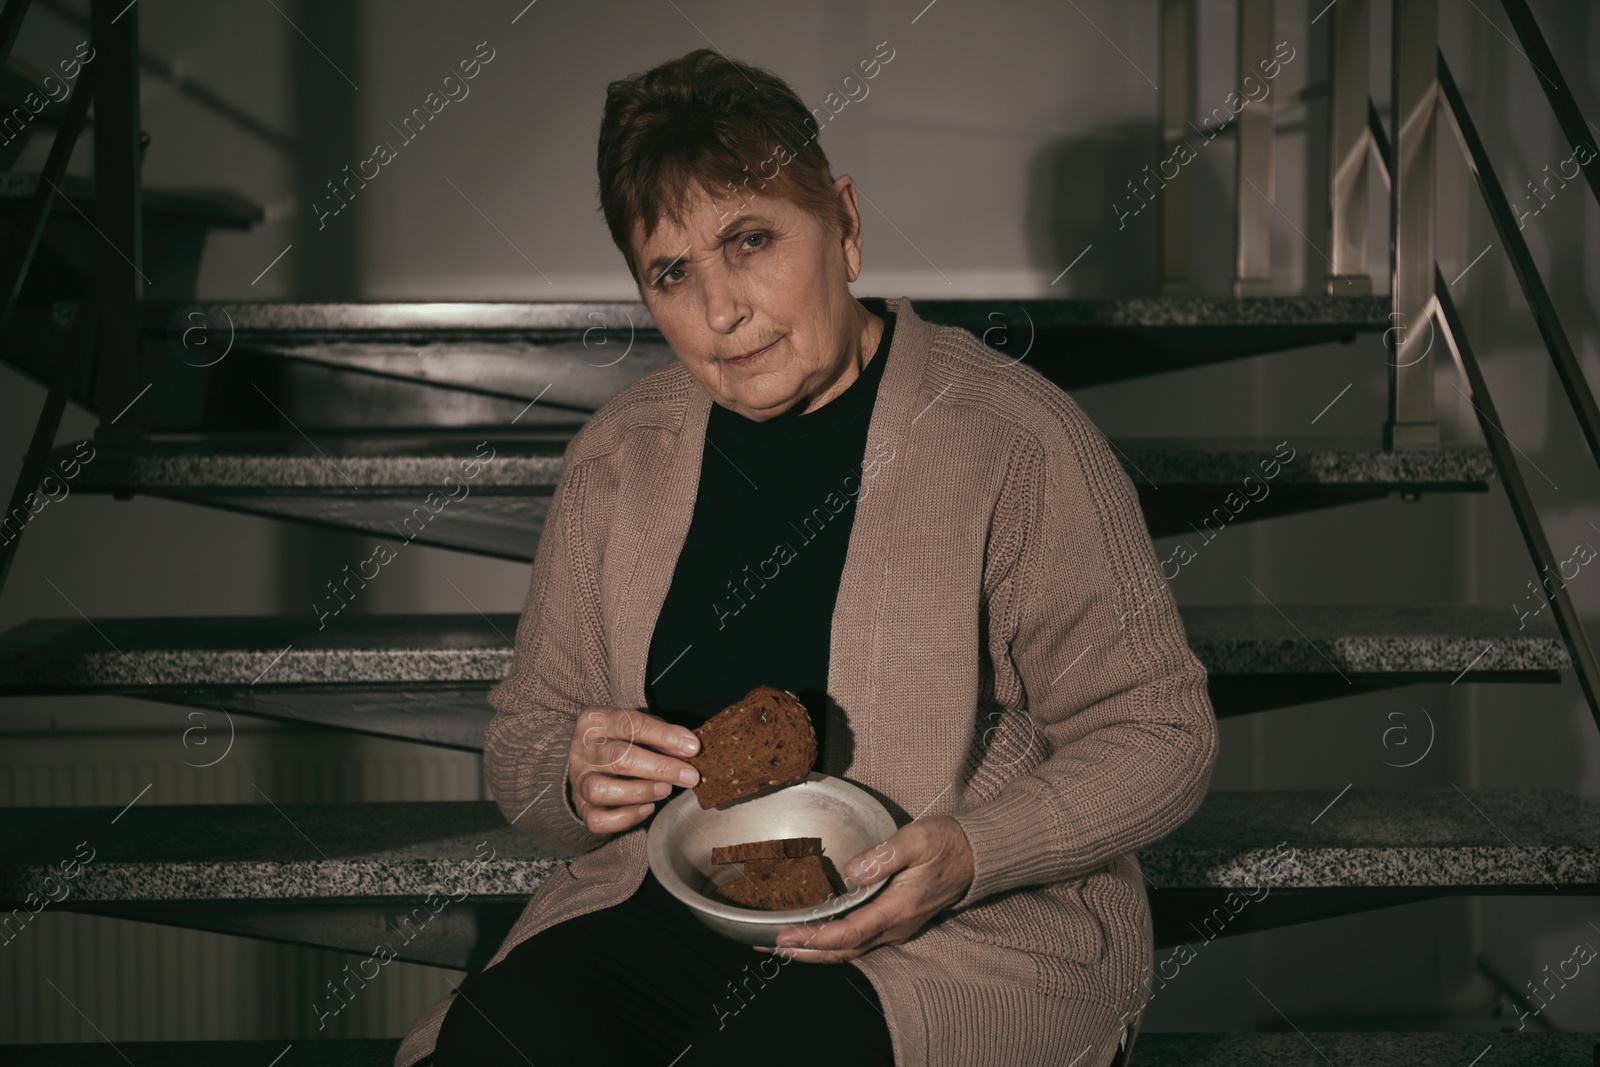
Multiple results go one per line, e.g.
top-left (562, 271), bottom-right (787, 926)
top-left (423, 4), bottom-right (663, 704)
top-left (742, 232), bottom-right (767, 250)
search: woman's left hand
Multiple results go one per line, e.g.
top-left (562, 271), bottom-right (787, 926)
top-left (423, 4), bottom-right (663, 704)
top-left (754, 814), bottom-right (975, 964)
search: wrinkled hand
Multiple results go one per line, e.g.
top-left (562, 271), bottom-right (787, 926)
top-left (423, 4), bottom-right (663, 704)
top-left (566, 707), bottom-right (701, 835)
top-left (755, 815), bottom-right (975, 964)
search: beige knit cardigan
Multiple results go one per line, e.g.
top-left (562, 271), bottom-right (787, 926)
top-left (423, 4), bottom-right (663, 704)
top-left (396, 296), bottom-right (1219, 1067)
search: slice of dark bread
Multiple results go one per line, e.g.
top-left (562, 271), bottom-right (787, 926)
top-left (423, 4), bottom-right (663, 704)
top-left (711, 837), bottom-right (822, 865)
top-left (688, 686), bottom-right (816, 809)
top-left (712, 854), bottom-right (835, 910)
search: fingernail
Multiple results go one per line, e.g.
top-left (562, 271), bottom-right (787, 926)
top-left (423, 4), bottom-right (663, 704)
top-left (680, 736), bottom-right (699, 755)
top-left (653, 781), bottom-right (671, 798)
top-left (679, 766), bottom-right (698, 786)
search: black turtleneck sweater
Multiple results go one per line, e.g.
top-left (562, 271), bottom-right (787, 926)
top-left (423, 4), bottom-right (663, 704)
top-left (644, 309), bottom-right (896, 757)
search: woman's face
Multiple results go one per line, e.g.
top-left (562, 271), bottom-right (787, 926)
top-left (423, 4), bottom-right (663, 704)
top-left (631, 175), bottom-right (874, 421)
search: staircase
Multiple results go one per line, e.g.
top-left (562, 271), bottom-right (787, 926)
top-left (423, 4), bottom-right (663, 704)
top-left (3, 0), bottom-right (1599, 1063)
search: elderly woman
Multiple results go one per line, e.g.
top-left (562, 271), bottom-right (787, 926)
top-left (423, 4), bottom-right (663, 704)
top-left (399, 48), bottom-right (1217, 1067)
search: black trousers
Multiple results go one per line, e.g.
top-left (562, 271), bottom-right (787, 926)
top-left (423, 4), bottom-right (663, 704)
top-left (432, 867), bottom-right (897, 1066)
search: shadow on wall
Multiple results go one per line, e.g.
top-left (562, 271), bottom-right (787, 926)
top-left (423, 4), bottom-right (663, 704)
top-left (1025, 123), bottom-right (1234, 298)
top-left (290, 0), bottom-right (361, 299)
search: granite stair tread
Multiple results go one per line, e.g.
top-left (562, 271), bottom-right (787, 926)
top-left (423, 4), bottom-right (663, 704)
top-left (2, 789), bottom-right (1593, 906)
top-left (1181, 604), bottom-right (1567, 675)
top-left (50, 431), bottom-right (566, 491)
top-left (0, 1033), bottom-right (1592, 1067)
top-left (0, 604), bottom-right (1563, 689)
top-left (1113, 437), bottom-right (1493, 487)
top-left (47, 435), bottom-right (1487, 493)
top-left (0, 1039), bottom-right (401, 1066)
top-left (29, 432), bottom-right (1496, 556)
top-left (133, 294), bottom-right (1388, 332)
top-left (39, 432), bottom-right (561, 559)
top-left (1, 298), bottom-right (1390, 436)
top-left (0, 605), bottom-right (1562, 688)
top-left (0, 606), bottom-right (1566, 745)
top-left (1130, 1032), bottom-right (1598, 1066)
top-left (0, 613), bottom-right (516, 689)
top-left (0, 800), bottom-right (561, 904)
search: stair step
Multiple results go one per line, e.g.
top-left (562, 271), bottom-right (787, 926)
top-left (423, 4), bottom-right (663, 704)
top-left (50, 431), bottom-right (564, 560)
top-left (0, 1034), bottom-right (1591, 1067)
top-left (1188, 604), bottom-right (1567, 716)
top-left (0, 176), bottom-right (261, 307)
top-left (189, 294), bottom-right (1387, 393)
top-left (2, 790), bottom-right (1589, 904)
top-left (153, 295), bottom-right (1387, 399)
top-left (1145, 787), bottom-right (1597, 889)
top-left (55, 435), bottom-right (1480, 494)
top-left (0, 800), bottom-right (558, 902)
top-left (0, 1039), bottom-right (401, 1066)
top-left (1117, 438), bottom-right (1494, 537)
top-left (1131, 1032), bottom-right (1598, 1066)
top-left (135, 294), bottom-right (1388, 333)
top-left (0, 606), bottom-right (1563, 746)
top-left (52, 431), bottom-right (565, 490)
top-left (0, 612), bottom-right (512, 750)
top-left (40, 435), bottom-right (1492, 557)
top-left (0, 172), bottom-right (264, 229)
top-left (2, 297), bottom-right (1389, 432)
top-left (3, 789), bottom-right (1588, 966)
top-left (918, 294), bottom-right (1392, 388)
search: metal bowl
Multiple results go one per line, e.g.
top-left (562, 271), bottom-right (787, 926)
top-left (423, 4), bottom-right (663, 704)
top-left (645, 771), bottom-right (898, 945)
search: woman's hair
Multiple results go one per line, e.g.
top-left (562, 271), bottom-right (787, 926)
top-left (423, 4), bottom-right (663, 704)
top-left (597, 48), bottom-right (853, 281)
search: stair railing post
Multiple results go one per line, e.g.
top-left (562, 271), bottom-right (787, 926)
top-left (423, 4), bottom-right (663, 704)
top-left (0, 298), bottom-right (97, 599)
top-left (1326, 0), bottom-right (1371, 294)
top-left (1233, 0), bottom-right (1274, 296)
top-left (1386, 0), bottom-right (1440, 449)
top-left (89, 0), bottom-right (144, 442)
top-left (1159, 0), bottom-right (1194, 295)
top-left (0, 0), bottom-right (33, 70)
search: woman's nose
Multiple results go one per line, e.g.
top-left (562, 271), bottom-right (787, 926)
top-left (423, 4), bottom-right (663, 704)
top-left (701, 273), bottom-right (749, 335)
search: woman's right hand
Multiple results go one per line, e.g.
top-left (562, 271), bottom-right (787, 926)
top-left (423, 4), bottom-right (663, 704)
top-left (567, 706), bottom-right (702, 835)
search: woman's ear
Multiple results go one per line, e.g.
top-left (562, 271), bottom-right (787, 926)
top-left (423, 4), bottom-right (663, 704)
top-left (833, 174), bottom-right (866, 283)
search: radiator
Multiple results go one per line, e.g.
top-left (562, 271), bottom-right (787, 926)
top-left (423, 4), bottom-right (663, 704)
top-left (1, 719), bottom-right (486, 1041)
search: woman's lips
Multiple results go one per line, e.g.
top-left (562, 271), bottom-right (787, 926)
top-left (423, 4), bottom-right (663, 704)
top-left (724, 339), bottom-right (777, 366)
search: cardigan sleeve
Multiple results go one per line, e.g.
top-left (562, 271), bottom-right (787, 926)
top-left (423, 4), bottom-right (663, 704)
top-left (947, 403), bottom-right (1219, 910)
top-left (482, 450), bottom-right (616, 857)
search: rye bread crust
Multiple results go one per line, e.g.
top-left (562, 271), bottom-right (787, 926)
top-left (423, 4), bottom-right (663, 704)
top-left (710, 836), bottom-right (822, 865)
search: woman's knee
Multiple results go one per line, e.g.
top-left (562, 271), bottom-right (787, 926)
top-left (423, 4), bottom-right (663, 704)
top-left (684, 962), bottom-right (893, 1065)
top-left (431, 945), bottom-right (587, 1063)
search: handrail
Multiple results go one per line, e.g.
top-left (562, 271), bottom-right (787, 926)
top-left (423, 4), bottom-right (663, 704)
top-left (1496, 0), bottom-right (1600, 210)
top-left (0, 64), bottom-right (95, 332)
top-left (1384, 38), bottom-right (1600, 733)
top-left (1436, 51), bottom-right (1600, 478)
top-left (0, 0), bottom-right (32, 70)
top-left (1354, 31), bottom-right (1600, 732)
top-left (1434, 267), bottom-right (1600, 734)
top-left (0, 302), bottom-right (98, 598)
top-left (0, 64), bottom-right (96, 601)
